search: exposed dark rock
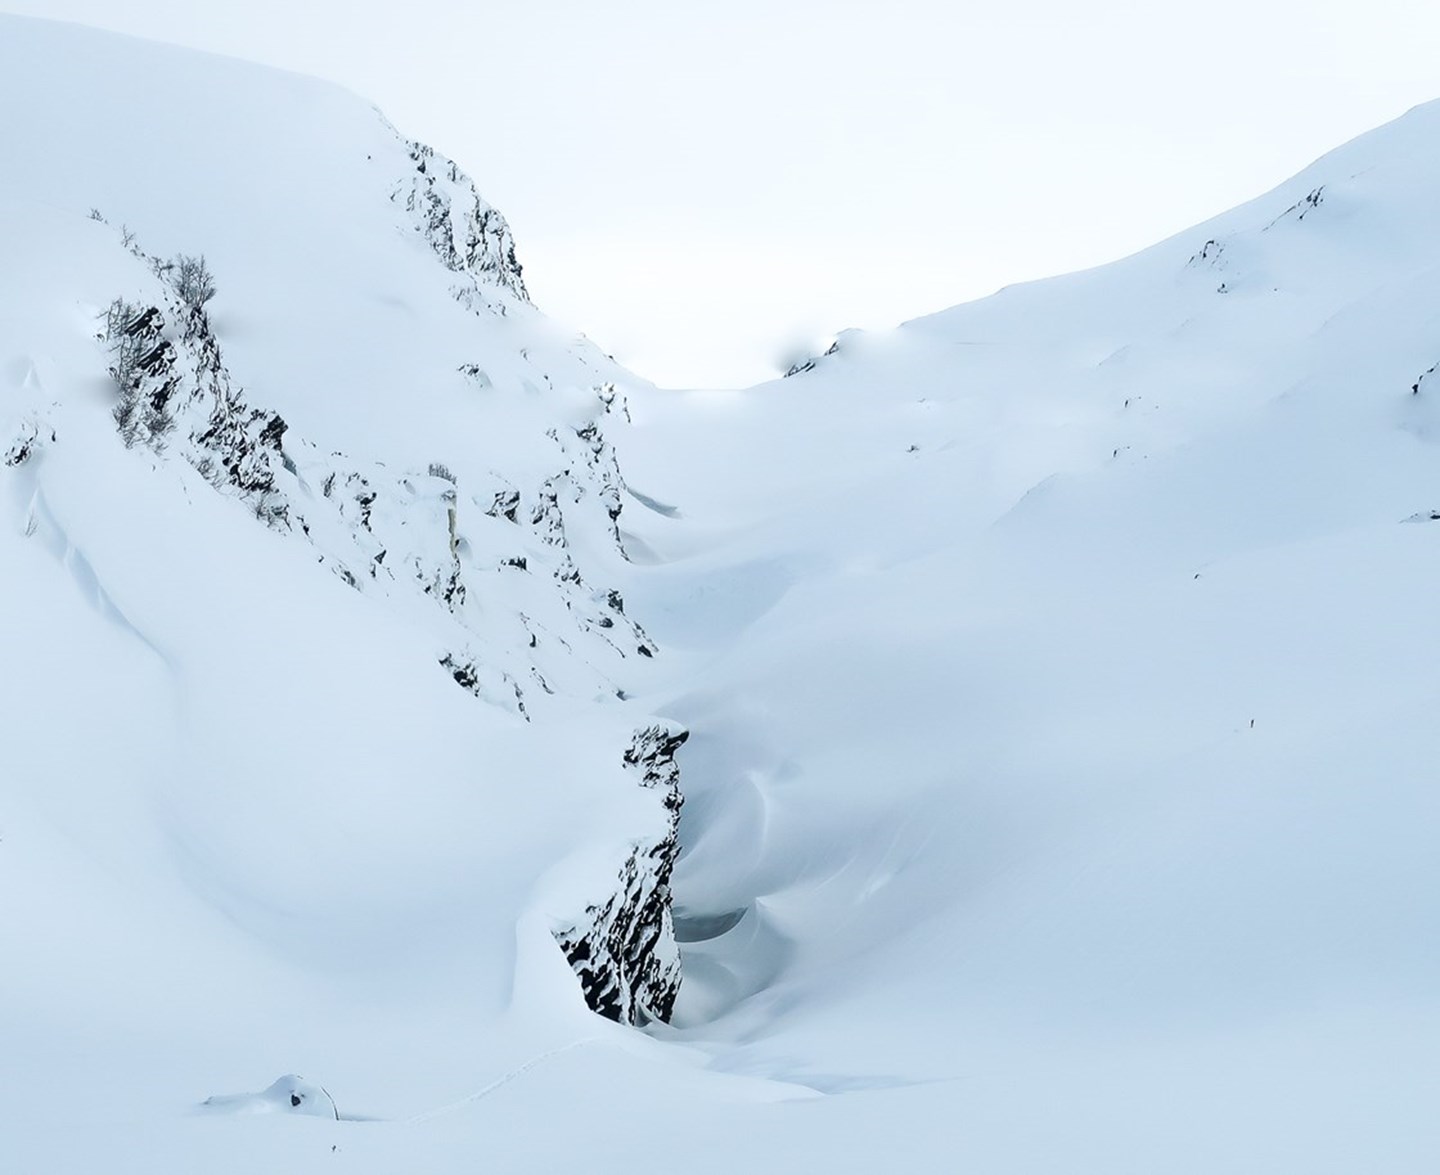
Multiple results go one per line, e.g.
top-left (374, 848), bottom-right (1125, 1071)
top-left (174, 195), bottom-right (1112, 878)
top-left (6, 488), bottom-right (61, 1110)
top-left (439, 652), bottom-right (527, 721)
top-left (555, 724), bottom-right (687, 1025)
top-left (3, 420), bottom-right (40, 467)
top-left (1265, 185), bottom-right (1326, 230)
top-left (488, 487), bottom-right (520, 523)
top-left (100, 220), bottom-right (657, 734)
top-left (784, 338), bottom-right (840, 378)
top-left (392, 139), bottom-right (528, 304)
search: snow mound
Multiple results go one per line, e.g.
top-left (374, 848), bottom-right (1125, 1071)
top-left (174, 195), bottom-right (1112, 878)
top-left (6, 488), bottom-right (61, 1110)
top-left (200, 1075), bottom-right (338, 1120)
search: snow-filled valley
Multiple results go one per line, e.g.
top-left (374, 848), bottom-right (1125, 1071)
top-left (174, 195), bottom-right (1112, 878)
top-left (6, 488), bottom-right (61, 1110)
top-left (3, 14), bottom-right (1440, 1172)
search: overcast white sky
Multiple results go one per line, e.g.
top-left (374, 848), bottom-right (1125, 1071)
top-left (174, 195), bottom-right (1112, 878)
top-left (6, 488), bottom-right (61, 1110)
top-left (7, 2), bottom-right (1438, 386)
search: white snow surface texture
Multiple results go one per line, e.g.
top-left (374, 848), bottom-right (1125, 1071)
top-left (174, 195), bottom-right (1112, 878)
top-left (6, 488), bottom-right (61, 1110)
top-left (3, 14), bottom-right (1439, 1173)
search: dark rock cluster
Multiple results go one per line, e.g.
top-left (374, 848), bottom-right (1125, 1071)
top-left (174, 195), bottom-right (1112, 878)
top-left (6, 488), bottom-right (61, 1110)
top-left (555, 724), bottom-right (688, 1025)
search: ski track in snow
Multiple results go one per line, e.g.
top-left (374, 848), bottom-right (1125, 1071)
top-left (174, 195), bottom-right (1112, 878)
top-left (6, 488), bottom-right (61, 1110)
top-left (402, 1038), bottom-right (603, 1125)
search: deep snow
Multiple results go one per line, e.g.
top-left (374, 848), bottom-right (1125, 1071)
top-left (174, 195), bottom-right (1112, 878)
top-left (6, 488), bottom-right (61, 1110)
top-left (3, 14), bottom-right (1440, 1173)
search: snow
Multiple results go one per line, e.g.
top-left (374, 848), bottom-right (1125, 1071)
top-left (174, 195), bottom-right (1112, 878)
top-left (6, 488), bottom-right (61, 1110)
top-left (4, 12), bottom-right (1440, 1172)
top-left (201, 1075), bottom-right (340, 1119)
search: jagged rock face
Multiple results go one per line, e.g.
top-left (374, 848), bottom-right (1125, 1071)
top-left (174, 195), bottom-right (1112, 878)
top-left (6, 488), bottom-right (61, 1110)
top-left (105, 281), bottom-right (291, 522)
top-left (555, 724), bottom-right (688, 1025)
top-left (96, 226), bottom-right (655, 722)
top-left (392, 137), bottom-right (529, 305)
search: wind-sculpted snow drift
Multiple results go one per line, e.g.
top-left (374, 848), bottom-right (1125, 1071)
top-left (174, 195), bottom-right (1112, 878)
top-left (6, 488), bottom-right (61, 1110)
top-left (5, 13), bottom-right (1440, 1175)
top-left (200, 1074), bottom-right (340, 1120)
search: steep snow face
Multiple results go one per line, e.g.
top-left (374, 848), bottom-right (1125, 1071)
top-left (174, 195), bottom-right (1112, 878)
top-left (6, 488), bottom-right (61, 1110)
top-left (6, 14), bottom-right (1440, 1175)
top-left (0, 11), bottom-right (679, 1063)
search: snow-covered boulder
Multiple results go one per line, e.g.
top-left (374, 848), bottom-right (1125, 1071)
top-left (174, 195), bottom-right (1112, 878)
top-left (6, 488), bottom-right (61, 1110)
top-left (200, 1075), bottom-right (339, 1119)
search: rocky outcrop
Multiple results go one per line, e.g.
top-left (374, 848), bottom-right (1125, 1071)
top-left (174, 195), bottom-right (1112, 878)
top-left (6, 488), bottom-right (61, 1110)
top-left (555, 724), bottom-right (687, 1025)
top-left (3, 418), bottom-right (45, 467)
top-left (98, 229), bottom-right (653, 719)
top-left (392, 138), bottom-right (528, 305)
top-left (88, 177), bottom-right (683, 1028)
top-left (783, 337), bottom-right (840, 378)
top-left (1265, 184), bottom-right (1326, 230)
top-left (105, 280), bottom-right (292, 524)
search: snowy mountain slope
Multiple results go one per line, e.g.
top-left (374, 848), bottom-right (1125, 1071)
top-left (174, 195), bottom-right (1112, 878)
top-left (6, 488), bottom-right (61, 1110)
top-left (4, 13), bottom-right (1440, 1174)
top-left (607, 96), bottom-right (1440, 1165)
top-left (1, 5), bottom-right (683, 1099)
